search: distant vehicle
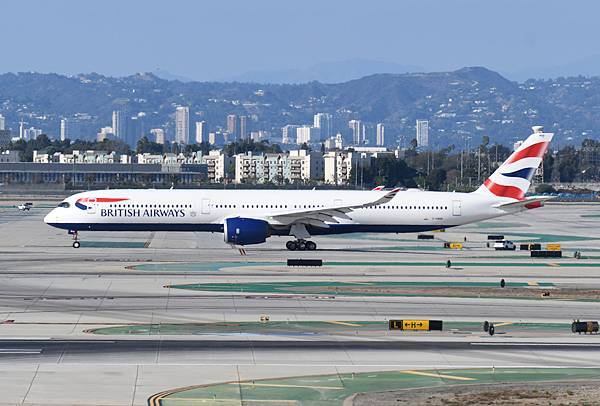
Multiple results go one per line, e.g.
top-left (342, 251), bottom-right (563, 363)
top-left (45, 126), bottom-right (554, 250)
top-left (494, 240), bottom-right (516, 251)
top-left (17, 202), bottom-right (33, 211)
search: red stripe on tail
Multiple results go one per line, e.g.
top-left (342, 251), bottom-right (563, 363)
top-left (506, 141), bottom-right (549, 164)
top-left (484, 179), bottom-right (525, 200)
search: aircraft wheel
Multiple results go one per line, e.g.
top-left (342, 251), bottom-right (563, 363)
top-left (72, 241), bottom-right (81, 249)
top-left (297, 240), bottom-right (307, 251)
top-left (306, 241), bottom-right (317, 251)
top-left (286, 241), bottom-right (297, 251)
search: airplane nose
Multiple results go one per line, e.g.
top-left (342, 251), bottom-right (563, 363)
top-left (44, 209), bottom-right (56, 224)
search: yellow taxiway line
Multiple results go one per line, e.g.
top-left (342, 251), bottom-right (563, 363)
top-left (402, 370), bottom-right (476, 381)
top-left (326, 321), bottom-right (362, 327)
top-left (230, 382), bottom-right (344, 390)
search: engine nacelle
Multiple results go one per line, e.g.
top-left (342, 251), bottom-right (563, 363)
top-left (223, 217), bottom-right (270, 246)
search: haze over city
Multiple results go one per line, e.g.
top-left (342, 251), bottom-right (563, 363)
top-left (3, 0), bottom-right (600, 82)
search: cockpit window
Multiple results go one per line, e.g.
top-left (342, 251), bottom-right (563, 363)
top-left (57, 202), bottom-right (70, 208)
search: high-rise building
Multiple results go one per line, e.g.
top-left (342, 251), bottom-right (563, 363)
top-left (348, 120), bottom-right (365, 145)
top-left (112, 109), bottom-right (127, 139)
top-left (376, 123), bottom-right (385, 146)
top-left (296, 125), bottom-right (319, 144)
top-left (96, 127), bottom-right (113, 142)
top-left (150, 128), bottom-right (165, 145)
top-left (282, 125), bottom-right (300, 144)
top-left (208, 131), bottom-right (225, 146)
top-left (226, 114), bottom-right (238, 139)
top-left (416, 119), bottom-right (429, 148)
top-left (195, 121), bottom-right (208, 143)
top-left (239, 115), bottom-right (248, 140)
top-left (127, 114), bottom-right (145, 147)
top-left (0, 114), bottom-right (5, 131)
top-left (175, 106), bottom-right (190, 144)
top-left (60, 119), bottom-right (68, 141)
top-left (19, 121), bottom-right (25, 140)
top-left (314, 113), bottom-right (332, 139)
top-left (23, 127), bottom-right (42, 141)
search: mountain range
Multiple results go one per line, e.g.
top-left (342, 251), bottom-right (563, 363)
top-left (0, 66), bottom-right (599, 148)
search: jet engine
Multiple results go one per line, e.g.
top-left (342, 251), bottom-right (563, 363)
top-left (223, 217), bottom-right (270, 245)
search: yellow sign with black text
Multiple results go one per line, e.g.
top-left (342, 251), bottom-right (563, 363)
top-left (389, 319), bottom-right (443, 331)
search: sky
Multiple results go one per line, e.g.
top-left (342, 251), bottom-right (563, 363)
top-left (2, 0), bottom-right (600, 81)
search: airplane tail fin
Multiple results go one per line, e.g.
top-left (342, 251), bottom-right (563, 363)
top-left (474, 126), bottom-right (553, 201)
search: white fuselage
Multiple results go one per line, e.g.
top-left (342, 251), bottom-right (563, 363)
top-left (44, 188), bottom-right (512, 236)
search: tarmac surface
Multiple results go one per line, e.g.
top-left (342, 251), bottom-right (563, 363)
top-left (1, 199), bottom-right (600, 404)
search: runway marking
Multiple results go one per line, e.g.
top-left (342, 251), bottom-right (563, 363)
top-left (493, 322), bottom-right (513, 327)
top-left (528, 282), bottom-right (539, 286)
top-left (0, 349), bottom-right (42, 354)
top-left (327, 321), bottom-right (361, 327)
top-left (471, 343), bottom-right (600, 347)
top-left (548, 262), bottom-right (560, 267)
top-left (158, 399), bottom-right (296, 404)
top-left (230, 382), bottom-right (343, 390)
top-left (402, 370), bottom-right (476, 381)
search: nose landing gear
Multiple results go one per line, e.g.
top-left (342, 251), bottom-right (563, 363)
top-left (69, 230), bottom-right (80, 248)
top-left (286, 239), bottom-right (317, 251)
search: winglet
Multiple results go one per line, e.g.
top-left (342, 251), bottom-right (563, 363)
top-left (372, 185), bottom-right (385, 191)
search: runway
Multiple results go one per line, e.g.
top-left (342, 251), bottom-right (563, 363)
top-left (1, 201), bottom-right (600, 404)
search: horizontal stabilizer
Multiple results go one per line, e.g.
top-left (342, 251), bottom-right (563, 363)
top-left (494, 196), bottom-right (554, 210)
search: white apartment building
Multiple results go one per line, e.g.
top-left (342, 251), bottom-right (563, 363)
top-left (324, 151), bottom-right (371, 185)
top-left (33, 150), bottom-right (130, 164)
top-left (137, 152), bottom-right (201, 165)
top-left (202, 150), bottom-right (233, 183)
top-left (288, 149), bottom-right (324, 182)
top-left (234, 150), bottom-right (324, 184)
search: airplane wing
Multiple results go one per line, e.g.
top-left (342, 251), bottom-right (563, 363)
top-left (267, 188), bottom-right (401, 228)
top-left (494, 196), bottom-right (554, 211)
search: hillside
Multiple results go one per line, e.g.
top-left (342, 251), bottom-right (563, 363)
top-left (0, 67), bottom-right (599, 147)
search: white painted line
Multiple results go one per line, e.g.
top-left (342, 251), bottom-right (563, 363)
top-left (0, 349), bottom-right (42, 354)
top-left (471, 342), bottom-right (600, 347)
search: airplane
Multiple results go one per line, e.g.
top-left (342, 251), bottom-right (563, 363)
top-left (44, 126), bottom-right (553, 250)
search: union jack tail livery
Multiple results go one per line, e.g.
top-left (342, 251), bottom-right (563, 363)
top-left (475, 126), bottom-right (553, 201)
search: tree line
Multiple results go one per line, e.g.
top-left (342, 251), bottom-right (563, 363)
top-left (5, 134), bottom-right (600, 191)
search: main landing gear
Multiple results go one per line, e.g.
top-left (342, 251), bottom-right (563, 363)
top-left (286, 239), bottom-right (317, 251)
top-left (69, 230), bottom-right (80, 248)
